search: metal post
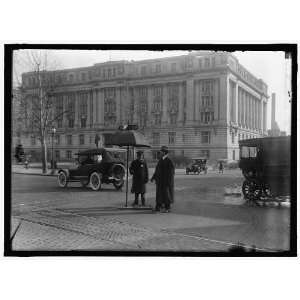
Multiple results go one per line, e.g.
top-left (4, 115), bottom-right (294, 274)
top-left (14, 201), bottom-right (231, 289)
top-left (125, 145), bottom-right (129, 207)
top-left (51, 132), bottom-right (54, 171)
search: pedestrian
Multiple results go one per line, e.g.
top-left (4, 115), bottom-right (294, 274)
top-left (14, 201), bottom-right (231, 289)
top-left (129, 150), bottom-right (149, 206)
top-left (218, 160), bottom-right (224, 174)
top-left (150, 146), bottom-right (175, 213)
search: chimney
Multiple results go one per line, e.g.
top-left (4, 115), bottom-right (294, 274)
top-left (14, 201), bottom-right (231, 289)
top-left (271, 93), bottom-right (276, 130)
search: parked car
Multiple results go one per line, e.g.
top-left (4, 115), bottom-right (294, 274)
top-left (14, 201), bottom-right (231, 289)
top-left (239, 136), bottom-right (290, 201)
top-left (57, 148), bottom-right (126, 191)
top-left (186, 157), bottom-right (207, 175)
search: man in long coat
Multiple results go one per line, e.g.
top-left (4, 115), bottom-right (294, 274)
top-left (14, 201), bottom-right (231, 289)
top-left (151, 146), bottom-right (175, 213)
top-left (129, 151), bottom-right (149, 206)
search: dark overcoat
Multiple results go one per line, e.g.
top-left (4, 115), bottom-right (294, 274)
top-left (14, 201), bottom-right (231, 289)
top-left (129, 159), bottom-right (149, 194)
top-left (151, 156), bottom-right (175, 205)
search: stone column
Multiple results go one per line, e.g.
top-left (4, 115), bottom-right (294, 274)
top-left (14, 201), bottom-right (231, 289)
top-left (98, 89), bottom-right (104, 127)
top-left (93, 90), bottom-right (97, 127)
top-left (235, 82), bottom-right (239, 125)
top-left (194, 80), bottom-right (200, 123)
top-left (260, 97), bottom-right (263, 132)
top-left (86, 91), bottom-right (90, 128)
top-left (185, 78), bottom-right (194, 125)
top-left (74, 92), bottom-right (79, 128)
top-left (162, 84), bottom-right (168, 125)
top-left (115, 87), bottom-right (121, 126)
top-left (147, 85), bottom-right (153, 126)
top-left (132, 87), bottom-right (138, 124)
top-left (214, 78), bottom-right (219, 121)
top-left (178, 82), bottom-right (184, 125)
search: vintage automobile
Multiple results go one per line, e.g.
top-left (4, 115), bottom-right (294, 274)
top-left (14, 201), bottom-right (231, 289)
top-left (239, 136), bottom-right (290, 201)
top-left (57, 148), bottom-right (126, 191)
top-left (186, 157), bottom-right (208, 175)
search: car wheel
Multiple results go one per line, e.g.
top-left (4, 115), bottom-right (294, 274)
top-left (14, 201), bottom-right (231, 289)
top-left (113, 178), bottom-right (124, 190)
top-left (80, 179), bottom-right (89, 188)
top-left (58, 171), bottom-right (68, 188)
top-left (89, 172), bottom-right (102, 191)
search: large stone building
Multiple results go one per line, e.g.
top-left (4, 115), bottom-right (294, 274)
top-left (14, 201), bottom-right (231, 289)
top-left (18, 51), bottom-right (268, 163)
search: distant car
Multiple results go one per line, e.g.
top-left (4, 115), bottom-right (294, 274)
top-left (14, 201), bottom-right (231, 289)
top-left (186, 157), bottom-right (208, 175)
top-left (57, 148), bottom-right (126, 191)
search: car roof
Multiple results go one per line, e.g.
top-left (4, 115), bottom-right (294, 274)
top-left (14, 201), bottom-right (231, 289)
top-left (192, 157), bottom-right (207, 160)
top-left (75, 147), bottom-right (126, 156)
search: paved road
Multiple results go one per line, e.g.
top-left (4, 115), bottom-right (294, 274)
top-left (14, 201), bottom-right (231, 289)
top-left (11, 171), bottom-right (290, 251)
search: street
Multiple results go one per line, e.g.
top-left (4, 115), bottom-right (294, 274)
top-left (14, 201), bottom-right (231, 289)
top-left (10, 169), bottom-right (291, 252)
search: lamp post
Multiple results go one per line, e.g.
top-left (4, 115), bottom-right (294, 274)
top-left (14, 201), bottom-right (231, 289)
top-left (51, 127), bottom-right (56, 173)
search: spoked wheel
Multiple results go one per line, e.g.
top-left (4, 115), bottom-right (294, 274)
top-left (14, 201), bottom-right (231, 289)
top-left (89, 172), bottom-right (102, 191)
top-left (113, 172), bottom-right (125, 190)
top-left (57, 171), bottom-right (68, 188)
top-left (263, 183), bottom-right (272, 197)
top-left (242, 180), bottom-right (262, 201)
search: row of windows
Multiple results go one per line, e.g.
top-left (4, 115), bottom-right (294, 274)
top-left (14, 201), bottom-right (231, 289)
top-left (31, 134), bottom-right (96, 146)
top-left (23, 55), bottom-right (228, 88)
top-left (152, 131), bottom-right (211, 145)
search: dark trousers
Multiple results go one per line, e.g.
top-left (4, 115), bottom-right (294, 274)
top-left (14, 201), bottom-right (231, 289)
top-left (155, 186), bottom-right (171, 210)
top-left (134, 193), bottom-right (145, 205)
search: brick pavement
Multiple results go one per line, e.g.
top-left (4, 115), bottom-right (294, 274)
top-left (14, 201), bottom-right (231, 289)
top-left (11, 208), bottom-right (232, 252)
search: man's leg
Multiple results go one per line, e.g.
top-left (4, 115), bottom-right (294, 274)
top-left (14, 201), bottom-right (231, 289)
top-left (141, 193), bottom-right (146, 206)
top-left (132, 193), bottom-right (139, 206)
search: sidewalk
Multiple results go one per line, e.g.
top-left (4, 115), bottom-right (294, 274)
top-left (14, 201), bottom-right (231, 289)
top-left (11, 208), bottom-right (244, 252)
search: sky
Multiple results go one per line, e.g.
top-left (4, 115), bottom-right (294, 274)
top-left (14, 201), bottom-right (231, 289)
top-left (14, 49), bottom-right (292, 133)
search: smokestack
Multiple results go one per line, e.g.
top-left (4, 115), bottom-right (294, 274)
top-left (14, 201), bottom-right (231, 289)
top-left (271, 93), bottom-right (276, 130)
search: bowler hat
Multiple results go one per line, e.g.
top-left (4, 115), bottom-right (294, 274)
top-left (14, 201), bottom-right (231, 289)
top-left (160, 146), bottom-right (168, 153)
top-left (136, 150), bottom-right (143, 155)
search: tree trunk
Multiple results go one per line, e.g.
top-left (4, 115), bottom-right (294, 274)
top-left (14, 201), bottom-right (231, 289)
top-left (41, 136), bottom-right (47, 174)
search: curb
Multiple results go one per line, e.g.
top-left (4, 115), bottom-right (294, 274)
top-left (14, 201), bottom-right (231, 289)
top-left (13, 171), bottom-right (57, 177)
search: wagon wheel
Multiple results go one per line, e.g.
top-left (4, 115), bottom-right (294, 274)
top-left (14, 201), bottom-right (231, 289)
top-left (113, 167), bottom-right (125, 190)
top-left (57, 171), bottom-right (68, 188)
top-left (89, 172), bottom-right (102, 191)
top-left (263, 183), bottom-right (272, 197)
top-left (242, 180), bottom-right (262, 201)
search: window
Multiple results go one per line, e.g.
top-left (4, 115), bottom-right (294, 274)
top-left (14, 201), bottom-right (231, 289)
top-left (66, 150), bottom-right (72, 160)
top-left (155, 64), bottom-right (161, 73)
top-left (211, 57), bottom-right (216, 67)
top-left (31, 136), bottom-right (36, 146)
top-left (154, 86), bottom-right (163, 97)
top-left (200, 150), bottom-right (210, 158)
top-left (81, 73), bottom-right (86, 81)
top-left (68, 118), bottom-right (74, 128)
top-left (55, 134), bottom-right (60, 145)
top-left (182, 134), bottom-right (186, 143)
top-left (199, 59), bottom-right (202, 69)
top-left (168, 132), bottom-right (176, 144)
top-left (138, 87), bottom-right (147, 98)
top-left (67, 135), bottom-right (72, 145)
top-left (201, 131), bottom-right (211, 144)
top-left (81, 117), bottom-right (86, 128)
top-left (79, 134), bottom-right (85, 145)
top-left (69, 74), bottom-right (74, 82)
top-left (152, 132), bottom-right (160, 145)
top-left (154, 115), bottom-right (161, 125)
top-left (55, 150), bottom-right (60, 161)
top-left (232, 150), bottom-right (235, 160)
top-left (232, 133), bottom-right (235, 144)
top-left (204, 58), bottom-right (210, 68)
top-left (141, 65), bottom-right (147, 75)
top-left (170, 114), bottom-right (177, 124)
top-left (171, 63), bottom-right (176, 72)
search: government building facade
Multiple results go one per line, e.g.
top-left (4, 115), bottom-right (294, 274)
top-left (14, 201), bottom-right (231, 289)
top-left (17, 51), bottom-right (269, 163)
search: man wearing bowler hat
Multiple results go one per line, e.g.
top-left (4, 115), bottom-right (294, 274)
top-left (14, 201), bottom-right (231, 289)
top-left (151, 146), bottom-right (175, 213)
top-left (129, 150), bottom-right (149, 206)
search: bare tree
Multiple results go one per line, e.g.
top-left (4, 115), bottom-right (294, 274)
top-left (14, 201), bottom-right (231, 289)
top-left (13, 50), bottom-right (68, 173)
